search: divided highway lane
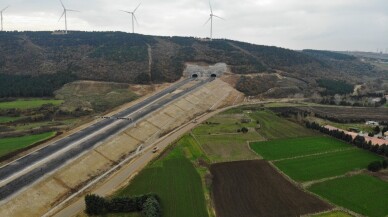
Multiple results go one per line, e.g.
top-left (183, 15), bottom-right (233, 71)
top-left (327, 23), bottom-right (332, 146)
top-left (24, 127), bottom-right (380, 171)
top-left (0, 78), bottom-right (213, 201)
top-left (0, 78), bottom-right (192, 183)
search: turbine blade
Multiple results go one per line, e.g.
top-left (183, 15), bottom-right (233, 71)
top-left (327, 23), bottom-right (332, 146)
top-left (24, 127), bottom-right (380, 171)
top-left (58, 11), bottom-right (65, 22)
top-left (67, 9), bottom-right (80, 12)
top-left (204, 17), bottom-right (211, 26)
top-left (209, 0), bottom-right (213, 13)
top-left (120, 10), bottom-right (132, 14)
top-left (133, 14), bottom-right (139, 26)
top-left (213, 15), bottom-right (224, 20)
top-left (59, 0), bottom-right (65, 9)
top-left (133, 3), bottom-right (141, 13)
top-left (1, 6), bottom-right (10, 12)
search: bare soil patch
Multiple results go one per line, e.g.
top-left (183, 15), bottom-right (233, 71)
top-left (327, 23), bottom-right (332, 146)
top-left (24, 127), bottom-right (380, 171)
top-left (210, 160), bottom-right (332, 217)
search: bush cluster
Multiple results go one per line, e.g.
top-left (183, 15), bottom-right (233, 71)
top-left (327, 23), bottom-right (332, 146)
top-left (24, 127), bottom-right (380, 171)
top-left (237, 127), bottom-right (249, 133)
top-left (367, 161), bottom-right (386, 172)
top-left (85, 193), bottom-right (161, 216)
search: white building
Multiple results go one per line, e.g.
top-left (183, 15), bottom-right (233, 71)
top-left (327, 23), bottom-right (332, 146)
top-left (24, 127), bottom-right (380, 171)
top-left (366, 121), bottom-right (379, 126)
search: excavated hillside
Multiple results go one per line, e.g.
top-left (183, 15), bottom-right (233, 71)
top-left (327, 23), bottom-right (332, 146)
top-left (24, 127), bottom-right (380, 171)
top-left (0, 31), bottom-right (387, 98)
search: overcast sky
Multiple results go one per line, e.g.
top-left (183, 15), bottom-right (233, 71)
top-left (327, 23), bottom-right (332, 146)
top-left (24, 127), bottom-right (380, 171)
top-left (1, 0), bottom-right (387, 52)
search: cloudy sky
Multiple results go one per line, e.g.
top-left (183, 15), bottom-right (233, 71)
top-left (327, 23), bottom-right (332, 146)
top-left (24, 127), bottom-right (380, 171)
top-left (1, 0), bottom-right (387, 51)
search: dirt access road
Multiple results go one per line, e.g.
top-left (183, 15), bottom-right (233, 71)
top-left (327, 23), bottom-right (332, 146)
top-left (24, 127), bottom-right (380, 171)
top-left (48, 107), bottom-right (233, 217)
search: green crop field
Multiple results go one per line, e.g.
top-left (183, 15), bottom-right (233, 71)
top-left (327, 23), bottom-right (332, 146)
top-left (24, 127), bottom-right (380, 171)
top-left (0, 132), bottom-right (56, 157)
top-left (250, 136), bottom-right (351, 160)
top-left (275, 149), bottom-right (383, 182)
top-left (0, 116), bottom-right (21, 124)
top-left (248, 110), bottom-right (316, 140)
top-left (113, 138), bottom-right (209, 217)
top-left (309, 175), bottom-right (388, 217)
top-left (0, 99), bottom-right (64, 110)
top-left (312, 211), bottom-right (353, 217)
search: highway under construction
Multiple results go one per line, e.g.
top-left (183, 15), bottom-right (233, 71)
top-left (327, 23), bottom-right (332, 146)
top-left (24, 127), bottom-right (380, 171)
top-left (0, 77), bottom-right (213, 201)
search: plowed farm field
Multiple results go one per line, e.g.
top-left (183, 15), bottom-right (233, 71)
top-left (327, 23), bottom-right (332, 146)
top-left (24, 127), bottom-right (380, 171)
top-left (210, 160), bottom-right (332, 217)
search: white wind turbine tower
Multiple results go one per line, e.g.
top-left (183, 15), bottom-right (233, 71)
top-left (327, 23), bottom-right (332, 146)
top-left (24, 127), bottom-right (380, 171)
top-left (1, 6), bottom-right (10, 31)
top-left (58, 0), bottom-right (79, 34)
top-left (204, 1), bottom-right (224, 40)
top-left (121, 3), bottom-right (141, 34)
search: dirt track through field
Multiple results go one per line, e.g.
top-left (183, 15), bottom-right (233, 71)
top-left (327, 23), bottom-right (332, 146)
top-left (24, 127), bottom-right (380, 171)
top-left (211, 160), bottom-right (332, 217)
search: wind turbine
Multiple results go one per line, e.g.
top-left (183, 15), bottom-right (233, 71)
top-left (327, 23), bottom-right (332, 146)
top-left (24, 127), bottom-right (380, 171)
top-left (1, 6), bottom-right (10, 31)
top-left (58, 0), bottom-right (79, 34)
top-left (204, 1), bottom-right (224, 40)
top-left (121, 3), bottom-right (141, 34)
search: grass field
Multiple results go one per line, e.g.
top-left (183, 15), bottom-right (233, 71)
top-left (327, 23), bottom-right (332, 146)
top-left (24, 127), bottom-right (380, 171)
top-left (250, 136), bottom-right (351, 160)
top-left (248, 110), bottom-right (316, 140)
top-left (0, 99), bottom-right (64, 110)
top-left (311, 211), bottom-right (353, 217)
top-left (0, 116), bottom-right (21, 124)
top-left (309, 175), bottom-right (388, 217)
top-left (192, 111), bottom-right (263, 162)
top-left (192, 113), bottom-right (257, 135)
top-left (192, 109), bottom-right (318, 162)
top-left (0, 132), bottom-right (56, 157)
top-left (275, 149), bottom-right (384, 182)
top-left (196, 133), bottom-right (262, 162)
top-left (113, 136), bottom-right (209, 217)
top-left (56, 81), bottom-right (138, 113)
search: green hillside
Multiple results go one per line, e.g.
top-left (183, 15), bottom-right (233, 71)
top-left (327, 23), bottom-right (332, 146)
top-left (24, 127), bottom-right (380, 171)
top-left (0, 31), bottom-right (386, 98)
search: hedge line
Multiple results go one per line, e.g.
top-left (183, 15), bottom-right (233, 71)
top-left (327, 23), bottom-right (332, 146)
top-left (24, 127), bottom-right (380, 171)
top-left (306, 122), bottom-right (388, 157)
top-left (85, 193), bottom-right (161, 217)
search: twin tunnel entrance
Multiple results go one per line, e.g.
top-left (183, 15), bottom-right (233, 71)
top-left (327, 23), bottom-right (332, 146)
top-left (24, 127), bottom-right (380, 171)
top-left (191, 73), bottom-right (217, 78)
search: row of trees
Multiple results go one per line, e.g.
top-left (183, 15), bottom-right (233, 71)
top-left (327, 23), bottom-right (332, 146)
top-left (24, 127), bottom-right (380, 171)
top-left (85, 194), bottom-right (161, 217)
top-left (306, 122), bottom-right (388, 157)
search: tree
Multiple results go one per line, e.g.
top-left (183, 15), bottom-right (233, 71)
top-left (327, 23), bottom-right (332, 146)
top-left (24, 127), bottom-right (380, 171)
top-left (367, 161), bottom-right (383, 172)
top-left (85, 194), bottom-right (108, 215)
top-left (383, 159), bottom-right (388, 169)
top-left (241, 127), bottom-right (249, 134)
top-left (142, 196), bottom-right (161, 217)
top-left (374, 126), bottom-right (381, 134)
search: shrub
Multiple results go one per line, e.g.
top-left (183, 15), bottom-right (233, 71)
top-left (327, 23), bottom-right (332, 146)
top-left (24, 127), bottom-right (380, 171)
top-left (142, 196), bottom-right (161, 217)
top-left (383, 159), bottom-right (388, 169)
top-left (367, 161), bottom-right (383, 172)
top-left (85, 194), bottom-right (108, 215)
top-left (241, 127), bottom-right (249, 134)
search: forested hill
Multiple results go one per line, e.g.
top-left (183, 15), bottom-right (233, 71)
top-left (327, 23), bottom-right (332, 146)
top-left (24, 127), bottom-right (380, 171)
top-left (0, 31), bottom-right (385, 88)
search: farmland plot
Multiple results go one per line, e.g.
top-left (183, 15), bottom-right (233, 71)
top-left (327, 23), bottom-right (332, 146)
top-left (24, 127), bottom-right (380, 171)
top-left (309, 175), bottom-right (388, 217)
top-left (250, 136), bottom-right (350, 160)
top-left (275, 149), bottom-right (384, 182)
top-left (210, 160), bottom-right (332, 217)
